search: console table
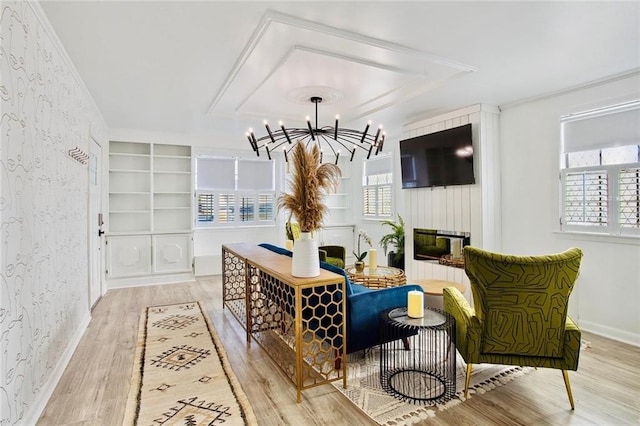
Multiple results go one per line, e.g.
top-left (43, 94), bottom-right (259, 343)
top-left (221, 243), bottom-right (347, 402)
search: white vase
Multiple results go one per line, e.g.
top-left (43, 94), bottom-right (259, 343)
top-left (291, 232), bottom-right (320, 277)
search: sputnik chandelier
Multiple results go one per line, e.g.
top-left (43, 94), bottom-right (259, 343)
top-left (246, 96), bottom-right (385, 164)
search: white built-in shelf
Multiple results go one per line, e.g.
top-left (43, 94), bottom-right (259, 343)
top-left (107, 141), bottom-right (193, 280)
top-left (108, 141), bottom-right (192, 234)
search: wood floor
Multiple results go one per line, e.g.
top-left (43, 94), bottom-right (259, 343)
top-left (38, 277), bottom-right (640, 425)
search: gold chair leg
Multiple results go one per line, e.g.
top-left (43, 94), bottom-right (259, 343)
top-left (464, 363), bottom-right (473, 399)
top-left (562, 370), bottom-right (575, 410)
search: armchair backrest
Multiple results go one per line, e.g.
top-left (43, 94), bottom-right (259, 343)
top-left (464, 246), bottom-right (583, 358)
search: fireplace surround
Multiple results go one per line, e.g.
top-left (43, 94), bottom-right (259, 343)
top-left (413, 228), bottom-right (470, 267)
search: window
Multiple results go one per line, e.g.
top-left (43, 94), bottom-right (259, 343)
top-left (560, 101), bottom-right (640, 236)
top-left (362, 154), bottom-right (393, 219)
top-left (195, 156), bottom-right (275, 227)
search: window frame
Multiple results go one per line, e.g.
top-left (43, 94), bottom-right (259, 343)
top-left (559, 101), bottom-right (640, 237)
top-left (195, 156), bottom-right (276, 228)
top-left (362, 154), bottom-right (394, 220)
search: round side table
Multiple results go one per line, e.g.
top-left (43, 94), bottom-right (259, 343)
top-left (414, 279), bottom-right (466, 296)
top-left (379, 306), bottom-right (456, 404)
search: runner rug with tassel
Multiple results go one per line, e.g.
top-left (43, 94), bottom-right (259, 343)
top-left (123, 301), bottom-right (257, 425)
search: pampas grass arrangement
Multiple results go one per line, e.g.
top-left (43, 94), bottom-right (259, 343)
top-left (278, 141), bottom-right (342, 232)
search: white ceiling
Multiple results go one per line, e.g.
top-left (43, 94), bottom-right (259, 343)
top-left (39, 1), bottom-right (640, 150)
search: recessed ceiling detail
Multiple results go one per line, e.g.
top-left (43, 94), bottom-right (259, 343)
top-left (208, 9), bottom-right (477, 127)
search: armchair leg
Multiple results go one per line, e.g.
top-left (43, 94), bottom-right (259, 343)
top-left (334, 349), bottom-right (341, 370)
top-left (464, 363), bottom-right (473, 399)
top-left (562, 370), bottom-right (575, 410)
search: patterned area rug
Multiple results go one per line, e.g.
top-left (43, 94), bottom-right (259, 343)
top-left (332, 347), bottom-right (531, 425)
top-left (123, 302), bottom-right (257, 425)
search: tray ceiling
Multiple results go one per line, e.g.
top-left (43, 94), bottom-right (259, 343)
top-left (208, 10), bottom-right (477, 127)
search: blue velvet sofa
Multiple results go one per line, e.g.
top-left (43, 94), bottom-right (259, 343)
top-left (259, 243), bottom-right (424, 354)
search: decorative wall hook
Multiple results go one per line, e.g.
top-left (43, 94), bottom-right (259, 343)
top-left (68, 147), bottom-right (89, 165)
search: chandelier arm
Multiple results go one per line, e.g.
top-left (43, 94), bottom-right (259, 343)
top-left (335, 132), bottom-right (378, 150)
top-left (255, 133), bottom-right (288, 152)
top-left (333, 135), bottom-right (367, 153)
top-left (317, 134), bottom-right (339, 156)
top-left (245, 96), bottom-right (383, 161)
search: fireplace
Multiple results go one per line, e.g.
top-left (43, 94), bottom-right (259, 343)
top-left (413, 228), bottom-right (470, 268)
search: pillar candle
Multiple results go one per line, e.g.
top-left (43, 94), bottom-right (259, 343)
top-left (452, 239), bottom-right (462, 258)
top-left (369, 249), bottom-right (378, 272)
top-left (407, 290), bottom-right (424, 318)
top-left (285, 239), bottom-right (294, 251)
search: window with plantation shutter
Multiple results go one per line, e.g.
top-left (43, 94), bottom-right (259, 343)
top-left (362, 154), bottom-right (393, 219)
top-left (218, 194), bottom-right (235, 223)
top-left (197, 193), bottom-right (215, 223)
top-left (560, 101), bottom-right (640, 236)
top-left (195, 155), bottom-right (275, 227)
top-left (620, 168), bottom-right (640, 229)
top-left (563, 171), bottom-right (608, 227)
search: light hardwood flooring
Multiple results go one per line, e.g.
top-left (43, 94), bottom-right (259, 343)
top-left (38, 277), bottom-right (640, 425)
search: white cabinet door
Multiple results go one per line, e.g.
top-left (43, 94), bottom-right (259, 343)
top-left (107, 235), bottom-right (152, 278)
top-left (153, 234), bottom-right (192, 274)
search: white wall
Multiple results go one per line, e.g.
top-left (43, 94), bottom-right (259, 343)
top-left (500, 73), bottom-right (640, 346)
top-left (1, 1), bottom-right (108, 424)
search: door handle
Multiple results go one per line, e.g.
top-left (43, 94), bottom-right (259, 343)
top-left (98, 229), bottom-right (105, 237)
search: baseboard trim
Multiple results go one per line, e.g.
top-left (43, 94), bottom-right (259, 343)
top-left (107, 272), bottom-right (196, 289)
top-left (25, 310), bottom-right (92, 425)
top-left (580, 320), bottom-right (640, 348)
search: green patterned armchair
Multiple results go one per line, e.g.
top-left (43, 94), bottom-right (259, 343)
top-left (443, 246), bottom-right (583, 409)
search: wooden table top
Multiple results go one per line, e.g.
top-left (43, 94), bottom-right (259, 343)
top-left (413, 279), bottom-right (466, 296)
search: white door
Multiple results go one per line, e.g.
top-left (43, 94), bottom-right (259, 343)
top-left (89, 138), bottom-right (104, 309)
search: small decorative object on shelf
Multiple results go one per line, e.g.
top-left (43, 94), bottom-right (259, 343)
top-left (277, 141), bottom-right (341, 277)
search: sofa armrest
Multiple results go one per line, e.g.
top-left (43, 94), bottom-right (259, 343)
top-left (349, 284), bottom-right (423, 314)
top-left (443, 287), bottom-right (482, 363)
top-left (346, 284), bottom-right (424, 353)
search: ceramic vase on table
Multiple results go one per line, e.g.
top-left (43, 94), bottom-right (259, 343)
top-left (291, 232), bottom-right (320, 277)
top-left (354, 261), bottom-right (365, 273)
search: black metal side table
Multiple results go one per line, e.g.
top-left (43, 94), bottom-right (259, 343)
top-left (380, 306), bottom-right (456, 404)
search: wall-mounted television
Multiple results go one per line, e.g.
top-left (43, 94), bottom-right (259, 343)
top-left (400, 123), bottom-right (475, 189)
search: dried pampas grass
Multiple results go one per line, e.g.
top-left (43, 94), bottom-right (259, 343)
top-left (278, 141), bottom-right (342, 232)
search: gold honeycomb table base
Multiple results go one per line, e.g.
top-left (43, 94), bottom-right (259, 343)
top-left (222, 243), bottom-right (347, 402)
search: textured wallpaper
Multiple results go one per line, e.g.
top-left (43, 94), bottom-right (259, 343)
top-left (1, 1), bottom-right (106, 424)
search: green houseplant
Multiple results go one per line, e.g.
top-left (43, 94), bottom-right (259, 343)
top-left (380, 214), bottom-right (405, 270)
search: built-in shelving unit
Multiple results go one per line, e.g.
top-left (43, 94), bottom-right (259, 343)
top-left (107, 141), bottom-right (193, 282)
top-left (324, 155), bottom-right (352, 225)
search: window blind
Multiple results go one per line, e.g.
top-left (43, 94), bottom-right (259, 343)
top-left (237, 159), bottom-right (274, 191)
top-left (562, 101), bottom-right (640, 154)
top-left (196, 157), bottom-right (235, 190)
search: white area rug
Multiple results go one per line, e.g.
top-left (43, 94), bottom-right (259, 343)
top-left (332, 347), bottom-right (531, 426)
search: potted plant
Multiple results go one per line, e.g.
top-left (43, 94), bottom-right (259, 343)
top-left (353, 230), bottom-right (372, 273)
top-left (277, 141), bottom-right (341, 277)
top-left (380, 214), bottom-right (405, 270)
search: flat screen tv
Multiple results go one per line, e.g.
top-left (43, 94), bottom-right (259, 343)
top-left (400, 123), bottom-right (475, 189)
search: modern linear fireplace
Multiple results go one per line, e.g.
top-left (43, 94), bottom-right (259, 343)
top-left (413, 228), bottom-right (471, 268)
